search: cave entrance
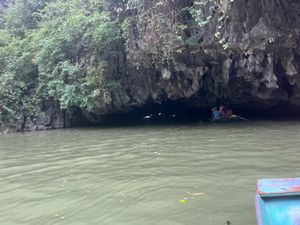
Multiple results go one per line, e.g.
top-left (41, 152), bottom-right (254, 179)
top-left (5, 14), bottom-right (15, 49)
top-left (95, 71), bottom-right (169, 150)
top-left (84, 101), bottom-right (300, 127)
top-left (228, 102), bottom-right (300, 120)
top-left (98, 100), bottom-right (210, 126)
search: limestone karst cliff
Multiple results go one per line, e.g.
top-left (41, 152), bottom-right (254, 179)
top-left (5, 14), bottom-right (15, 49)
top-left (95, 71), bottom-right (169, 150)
top-left (1, 0), bottom-right (300, 131)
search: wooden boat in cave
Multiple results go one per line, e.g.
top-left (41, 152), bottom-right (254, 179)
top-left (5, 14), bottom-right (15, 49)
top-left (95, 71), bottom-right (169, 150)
top-left (212, 115), bottom-right (246, 123)
top-left (256, 178), bottom-right (300, 225)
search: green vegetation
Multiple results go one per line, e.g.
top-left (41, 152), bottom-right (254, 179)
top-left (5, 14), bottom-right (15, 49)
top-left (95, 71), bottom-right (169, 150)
top-left (122, 0), bottom-right (187, 66)
top-left (0, 0), bottom-right (226, 128)
top-left (0, 0), bottom-right (120, 126)
top-left (188, 0), bottom-right (232, 50)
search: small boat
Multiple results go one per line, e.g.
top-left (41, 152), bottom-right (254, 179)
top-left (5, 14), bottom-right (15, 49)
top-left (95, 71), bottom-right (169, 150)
top-left (255, 178), bottom-right (300, 225)
top-left (212, 115), bottom-right (246, 123)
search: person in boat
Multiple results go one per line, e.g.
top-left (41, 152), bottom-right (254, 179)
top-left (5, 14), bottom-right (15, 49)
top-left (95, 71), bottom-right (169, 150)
top-left (226, 108), bottom-right (233, 117)
top-left (219, 106), bottom-right (226, 118)
top-left (211, 107), bottom-right (220, 121)
top-left (223, 106), bottom-right (233, 118)
top-left (219, 106), bottom-right (235, 118)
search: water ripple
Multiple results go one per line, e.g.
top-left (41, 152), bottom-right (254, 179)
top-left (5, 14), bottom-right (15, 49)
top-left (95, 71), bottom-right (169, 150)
top-left (1, 121), bottom-right (300, 225)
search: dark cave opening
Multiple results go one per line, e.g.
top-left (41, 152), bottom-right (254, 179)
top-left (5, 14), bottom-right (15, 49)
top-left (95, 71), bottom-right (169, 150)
top-left (97, 101), bottom-right (208, 126)
top-left (229, 103), bottom-right (300, 120)
top-left (86, 100), bottom-right (300, 127)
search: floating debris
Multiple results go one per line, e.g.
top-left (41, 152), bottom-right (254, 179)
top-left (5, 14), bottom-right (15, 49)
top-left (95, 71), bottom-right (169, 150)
top-left (187, 192), bottom-right (205, 196)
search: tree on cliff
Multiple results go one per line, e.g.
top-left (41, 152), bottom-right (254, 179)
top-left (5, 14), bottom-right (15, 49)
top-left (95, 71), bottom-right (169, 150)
top-left (0, 0), bottom-right (121, 127)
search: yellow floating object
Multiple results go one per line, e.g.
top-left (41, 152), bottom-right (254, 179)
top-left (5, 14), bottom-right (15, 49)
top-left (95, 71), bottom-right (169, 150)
top-left (179, 200), bottom-right (186, 203)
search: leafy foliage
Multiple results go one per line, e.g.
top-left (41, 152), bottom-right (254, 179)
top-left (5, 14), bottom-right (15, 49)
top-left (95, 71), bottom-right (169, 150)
top-left (122, 0), bottom-right (188, 66)
top-left (0, 0), bottom-right (227, 127)
top-left (0, 0), bottom-right (120, 125)
top-left (188, 0), bottom-right (232, 50)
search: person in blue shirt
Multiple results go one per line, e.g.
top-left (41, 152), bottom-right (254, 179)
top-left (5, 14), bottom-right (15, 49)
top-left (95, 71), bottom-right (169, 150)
top-left (211, 107), bottom-right (220, 121)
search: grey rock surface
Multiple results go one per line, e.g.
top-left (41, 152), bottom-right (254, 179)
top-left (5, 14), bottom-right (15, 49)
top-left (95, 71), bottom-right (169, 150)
top-left (3, 0), bottom-right (300, 132)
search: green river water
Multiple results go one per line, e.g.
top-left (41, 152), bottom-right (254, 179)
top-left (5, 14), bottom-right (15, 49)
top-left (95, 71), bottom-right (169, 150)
top-left (1, 121), bottom-right (300, 225)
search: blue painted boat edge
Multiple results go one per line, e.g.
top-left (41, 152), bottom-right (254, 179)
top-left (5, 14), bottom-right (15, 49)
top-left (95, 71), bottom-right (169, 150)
top-left (255, 194), bottom-right (264, 225)
top-left (257, 178), bottom-right (300, 197)
top-left (260, 192), bottom-right (300, 197)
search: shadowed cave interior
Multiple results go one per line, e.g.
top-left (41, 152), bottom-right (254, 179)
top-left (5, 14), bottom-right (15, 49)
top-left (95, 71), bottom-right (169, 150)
top-left (82, 100), bottom-right (300, 127)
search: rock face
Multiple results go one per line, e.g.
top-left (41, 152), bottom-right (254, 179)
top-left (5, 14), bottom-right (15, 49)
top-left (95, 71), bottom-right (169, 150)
top-left (211, 0), bottom-right (300, 107)
top-left (92, 0), bottom-right (300, 116)
top-left (0, 0), bottom-right (12, 10)
top-left (3, 0), bottom-right (300, 132)
top-left (1, 100), bottom-right (86, 132)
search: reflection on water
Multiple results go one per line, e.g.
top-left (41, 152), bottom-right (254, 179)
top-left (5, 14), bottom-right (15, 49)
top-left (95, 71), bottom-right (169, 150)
top-left (1, 121), bottom-right (300, 225)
